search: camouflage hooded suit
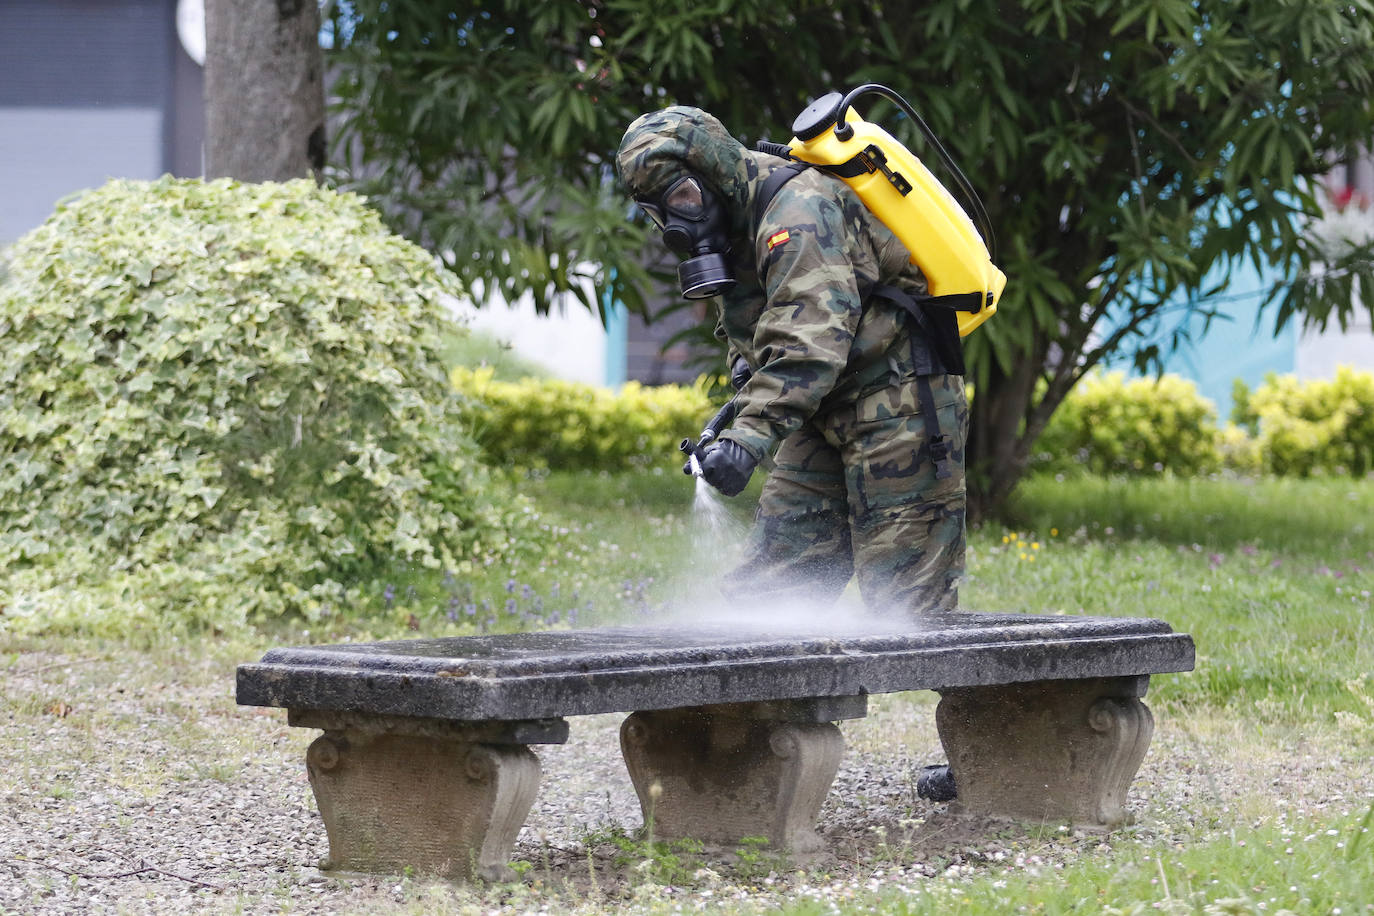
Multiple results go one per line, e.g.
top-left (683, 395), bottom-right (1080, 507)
top-left (617, 106), bottom-right (968, 613)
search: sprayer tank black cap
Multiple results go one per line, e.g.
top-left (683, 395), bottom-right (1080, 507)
top-left (791, 92), bottom-right (846, 141)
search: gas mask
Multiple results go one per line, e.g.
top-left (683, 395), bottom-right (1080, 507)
top-left (637, 175), bottom-right (736, 299)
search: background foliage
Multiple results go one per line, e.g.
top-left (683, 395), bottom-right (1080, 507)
top-left (1033, 372), bottom-right (1223, 476)
top-left (326, 0), bottom-right (1374, 520)
top-left (457, 364), bottom-right (1374, 480)
top-left (452, 367), bottom-right (714, 472)
top-left (1233, 366), bottom-right (1374, 477)
top-left (0, 178), bottom-right (539, 634)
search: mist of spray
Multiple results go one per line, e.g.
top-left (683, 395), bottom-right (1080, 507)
top-left (685, 474), bottom-right (748, 584)
top-left (665, 475), bottom-right (917, 637)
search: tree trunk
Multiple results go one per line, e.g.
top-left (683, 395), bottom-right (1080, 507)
top-left (204, 0), bottom-right (325, 181)
top-left (966, 338), bottom-right (1047, 526)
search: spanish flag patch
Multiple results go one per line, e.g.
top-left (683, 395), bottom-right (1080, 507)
top-left (767, 230), bottom-right (791, 250)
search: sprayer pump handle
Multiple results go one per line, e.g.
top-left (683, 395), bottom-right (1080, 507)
top-left (756, 140), bottom-right (795, 160)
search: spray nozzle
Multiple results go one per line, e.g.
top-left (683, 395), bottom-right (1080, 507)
top-left (680, 398), bottom-right (740, 477)
top-left (680, 436), bottom-right (707, 477)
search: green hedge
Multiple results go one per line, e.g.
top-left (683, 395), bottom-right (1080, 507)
top-left (451, 367), bottom-right (716, 471)
top-left (1233, 368), bottom-right (1374, 476)
top-left (1035, 372), bottom-right (1222, 475)
top-left (1037, 369), bottom-right (1374, 477)
top-left (456, 366), bottom-right (1374, 479)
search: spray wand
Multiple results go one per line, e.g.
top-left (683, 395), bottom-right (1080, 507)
top-left (680, 398), bottom-right (739, 478)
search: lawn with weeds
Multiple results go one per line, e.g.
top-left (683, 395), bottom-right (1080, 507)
top-left (987, 476), bottom-right (1374, 724)
top-left (2, 472), bottom-right (1372, 914)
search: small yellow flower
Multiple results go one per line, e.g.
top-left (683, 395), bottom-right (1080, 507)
top-left (1032, 542), bottom-right (1040, 550)
top-left (1050, 527), bottom-right (1059, 537)
top-left (1028, 555), bottom-right (1036, 562)
top-left (1002, 535), bottom-right (1010, 544)
top-left (1019, 552), bottom-right (1028, 561)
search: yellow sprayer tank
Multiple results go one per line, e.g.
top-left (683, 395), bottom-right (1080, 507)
top-left (785, 90), bottom-right (1006, 337)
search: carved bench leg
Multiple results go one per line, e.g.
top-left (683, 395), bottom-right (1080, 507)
top-left (619, 700), bottom-right (859, 855)
top-left (935, 675), bottom-right (1154, 829)
top-left (305, 732), bottom-right (540, 881)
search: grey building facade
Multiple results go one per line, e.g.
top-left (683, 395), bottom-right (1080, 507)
top-left (0, 0), bottom-right (204, 245)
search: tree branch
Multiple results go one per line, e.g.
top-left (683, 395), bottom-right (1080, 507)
top-left (1116, 94), bottom-right (1199, 166)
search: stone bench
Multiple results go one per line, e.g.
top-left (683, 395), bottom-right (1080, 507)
top-left (236, 611), bottom-right (1194, 880)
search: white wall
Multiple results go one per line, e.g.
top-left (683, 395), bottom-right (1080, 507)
top-left (1297, 193), bottom-right (1374, 380)
top-left (449, 292), bottom-right (609, 386)
top-left (1295, 306), bottom-right (1374, 380)
top-left (0, 107), bottom-right (164, 244)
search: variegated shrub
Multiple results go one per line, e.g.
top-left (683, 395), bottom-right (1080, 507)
top-left (0, 178), bottom-right (535, 634)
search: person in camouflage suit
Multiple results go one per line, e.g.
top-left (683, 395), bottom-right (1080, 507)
top-left (617, 105), bottom-right (968, 614)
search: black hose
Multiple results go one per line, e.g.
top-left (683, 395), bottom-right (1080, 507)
top-left (833, 83), bottom-right (997, 263)
top-left (702, 398), bottom-right (739, 440)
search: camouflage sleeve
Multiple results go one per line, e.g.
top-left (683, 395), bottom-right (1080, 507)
top-left (722, 185), bottom-right (860, 460)
top-left (713, 306), bottom-right (741, 374)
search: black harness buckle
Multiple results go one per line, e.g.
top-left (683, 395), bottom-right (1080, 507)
top-left (928, 434), bottom-right (952, 480)
top-left (856, 145), bottom-right (912, 196)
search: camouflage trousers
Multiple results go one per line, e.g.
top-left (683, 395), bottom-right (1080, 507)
top-left (722, 373), bottom-right (968, 616)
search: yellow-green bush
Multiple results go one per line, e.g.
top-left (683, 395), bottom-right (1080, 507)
top-left (1036, 368), bottom-right (1374, 478)
top-left (451, 368), bottom-right (717, 471)
top-left (0, 178), bottom-right (539, 635)
top-left (1035, 372), bottom-right (1223, 475)
top-left (1217, 423), bottom-right (1264, 475)
top-left (450, 363), bottom-right (1374, 481)
top-left (1235, 368), bottom-right (1374, 476)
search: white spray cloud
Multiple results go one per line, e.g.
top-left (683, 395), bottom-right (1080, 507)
top-left (659, 478), bottom-right (937, 638)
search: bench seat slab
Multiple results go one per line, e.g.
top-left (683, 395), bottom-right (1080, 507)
top-left (236, 614), bottom-right (1195, 878)
top-left (620, 706), bottom-right (845, 855)
top-left (305, 730), bottom-right (540, 881)
top-left (237, 614), bottom-right (1195, 722)
top-left (936, 675), bottom-right (1153, 829)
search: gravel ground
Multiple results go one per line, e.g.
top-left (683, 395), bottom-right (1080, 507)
top-left (2, 643), bottom-right (1371, 915)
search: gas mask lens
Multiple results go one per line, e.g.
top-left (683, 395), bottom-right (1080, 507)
top-left (662, 177), bottom-right (705, 218)
top-left (637, 177), bottom-right (707, 228)
top-left (637, 201), bottom-right (666, 229)
top-left (636, 174), bottom-right (736, 300)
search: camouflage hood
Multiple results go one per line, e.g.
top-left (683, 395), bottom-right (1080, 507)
top-left (616, 106), bottom-right (767, 239)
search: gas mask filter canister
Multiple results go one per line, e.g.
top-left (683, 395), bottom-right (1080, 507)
top-left (637, 175), bottom-right (736, 299)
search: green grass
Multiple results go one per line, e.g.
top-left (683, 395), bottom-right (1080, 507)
top-left (977, 475), bottom-right (1374, 723)
top-left (1006, 474), bottom-right (1374, 561)
top-left (773, 805), bottom-right (1374, 915)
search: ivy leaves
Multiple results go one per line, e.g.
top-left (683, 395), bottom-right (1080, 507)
top-left (0, 177), bottom-right (536, 634)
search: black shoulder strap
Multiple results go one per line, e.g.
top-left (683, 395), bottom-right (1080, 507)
top-left (752, 163), bottom-right (810, 231)
top-left (923, 291), bottom-right (993, 313)
top-left (872, 282), bottom-right (966, 378)
top-left (873, 286), bottom-right (958, 481)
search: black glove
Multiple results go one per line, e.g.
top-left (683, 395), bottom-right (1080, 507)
top-left (730, 356), bottom-right (753, 392)
top-left (700, 438), bottom-right (757, 497)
